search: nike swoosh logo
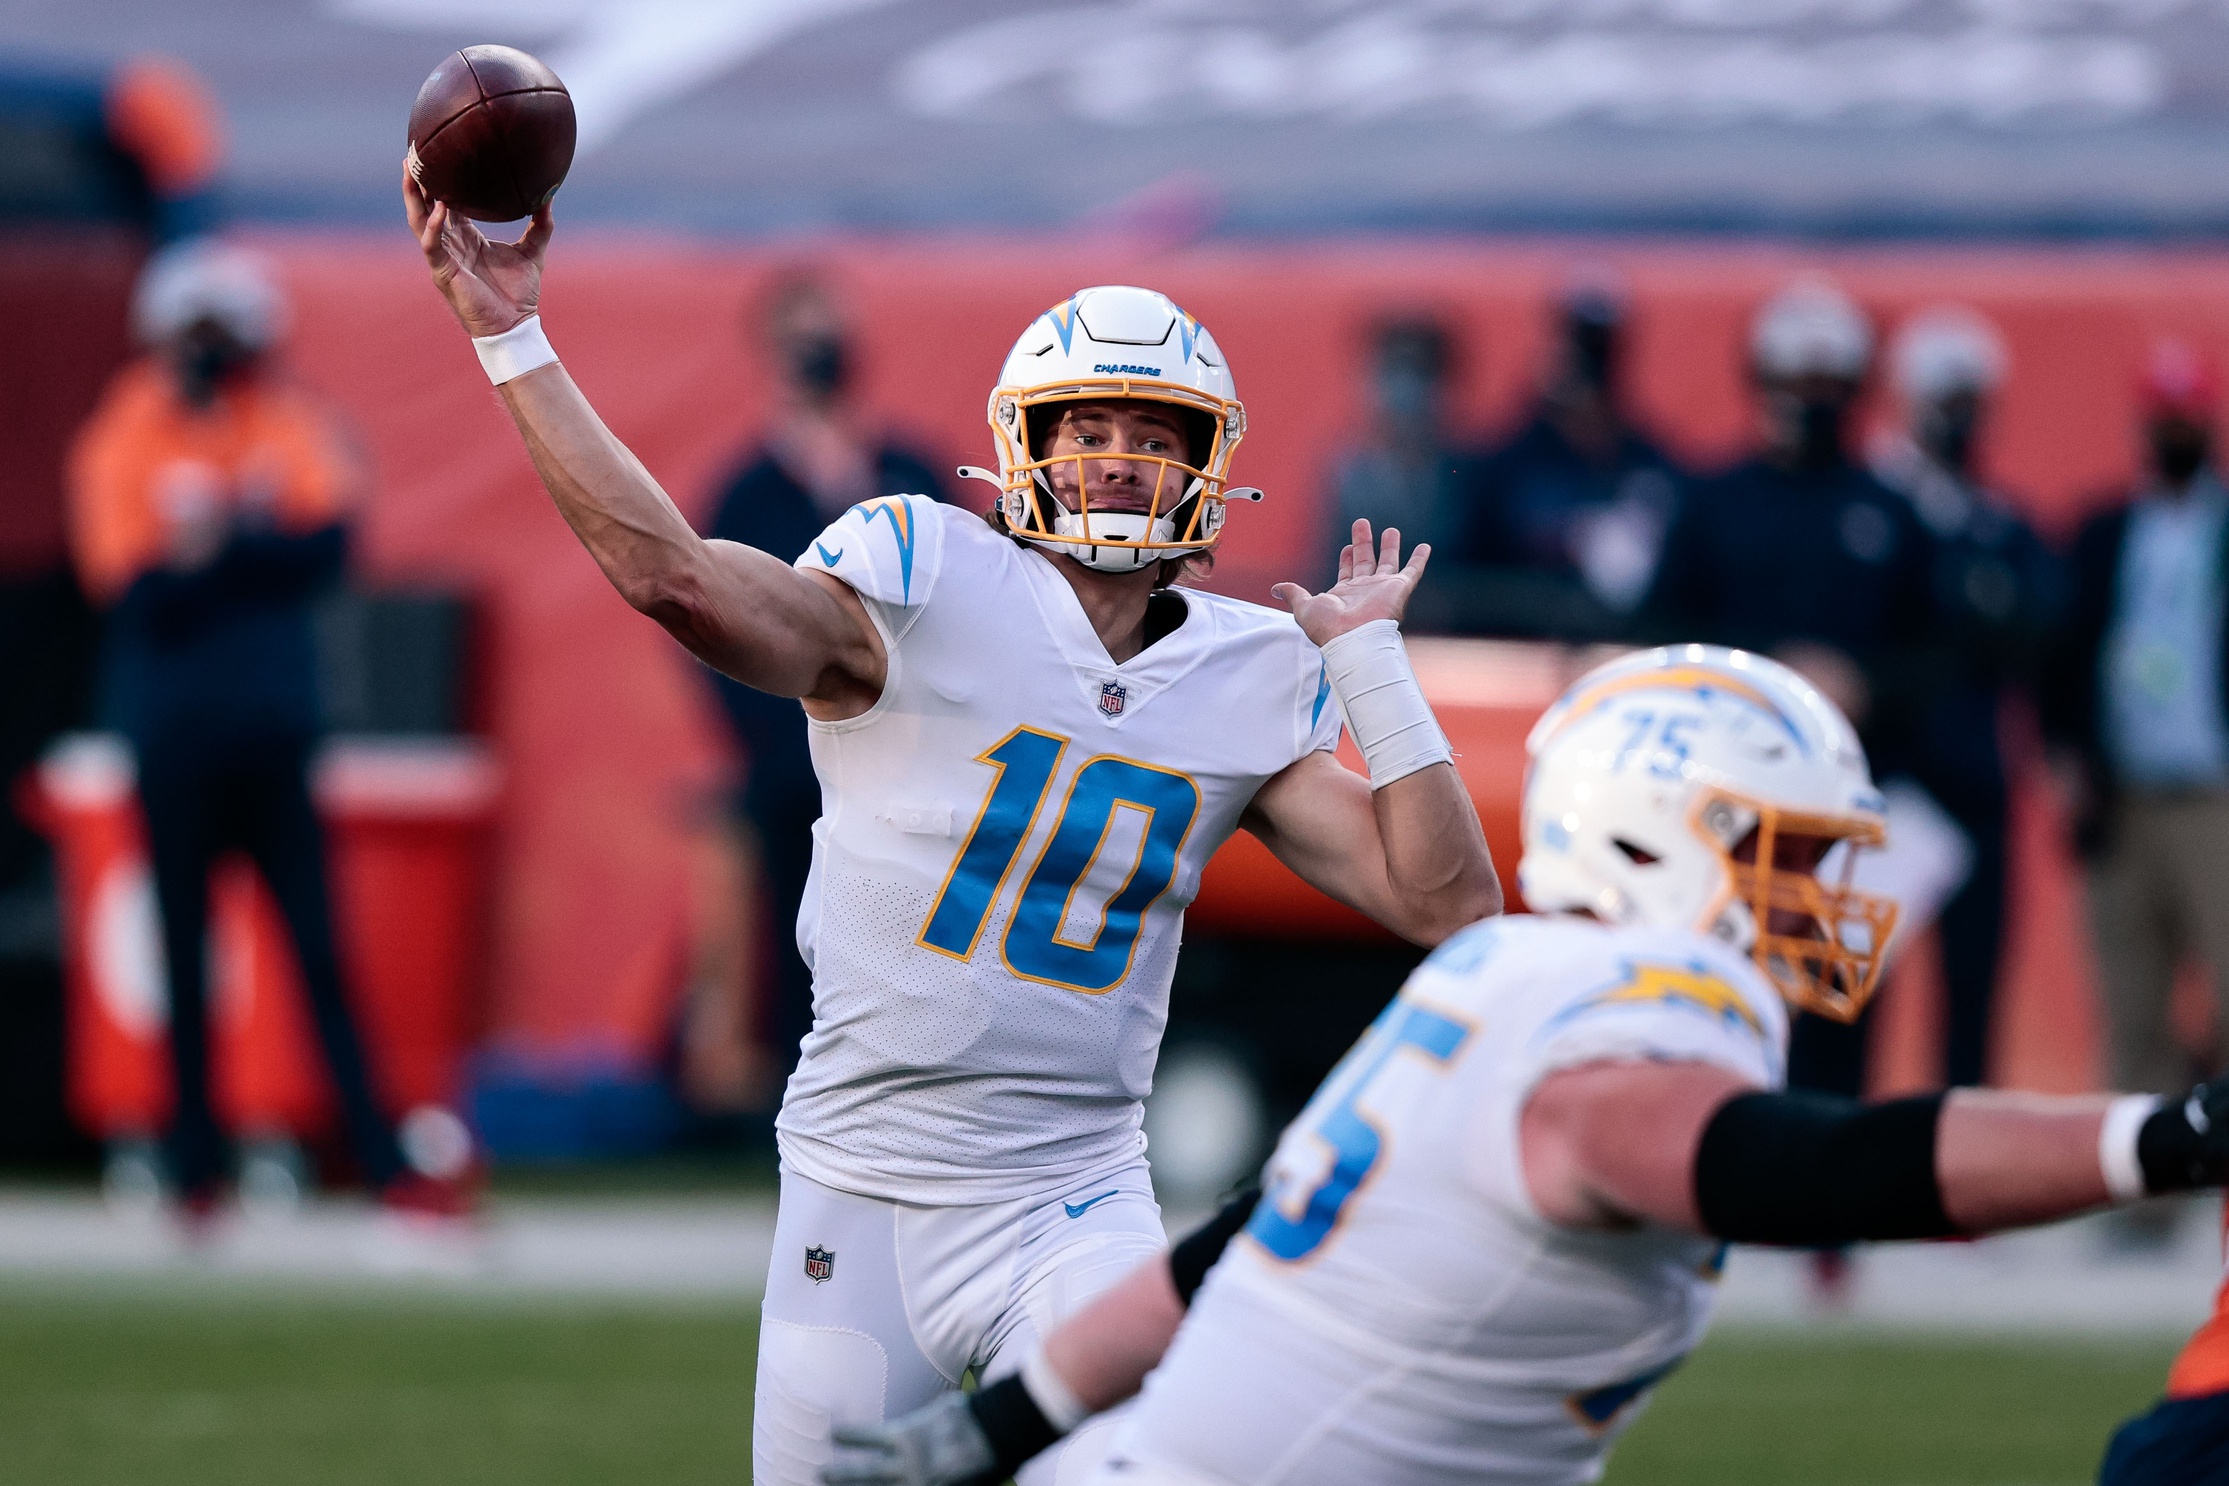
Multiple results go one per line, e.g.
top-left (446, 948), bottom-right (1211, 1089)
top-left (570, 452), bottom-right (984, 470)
top-left (815, 541), bottom-right (843, 565)
top-left (1063, 1190), bottom-right (1118, 1219)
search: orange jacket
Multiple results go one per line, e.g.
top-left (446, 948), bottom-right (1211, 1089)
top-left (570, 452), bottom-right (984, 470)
top-left (66, 358), bottom-right (358, 605)
top-left (2168, 1209), bottom-right (2229, 1399)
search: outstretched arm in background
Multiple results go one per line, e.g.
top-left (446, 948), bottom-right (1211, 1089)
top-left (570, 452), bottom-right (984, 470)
top-left (403, 172), bottom-right (883, 717)
top-left (1520, 1060), bottom-right (2171, 1239)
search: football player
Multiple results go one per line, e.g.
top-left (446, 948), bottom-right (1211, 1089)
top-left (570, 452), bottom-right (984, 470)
top-left (830, 645), bottom-right (2229, 1486)
top-left (2098, 1209), bottom-right (2229, 1483)
top-left (403, 187), bottom-right (1500, 1484)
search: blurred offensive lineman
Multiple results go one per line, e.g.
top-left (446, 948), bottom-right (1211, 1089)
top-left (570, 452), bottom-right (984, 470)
top-left (832, 646), bottom-right (2229, 1486)
top-left (402, 186), bottom-right (1500, 1482)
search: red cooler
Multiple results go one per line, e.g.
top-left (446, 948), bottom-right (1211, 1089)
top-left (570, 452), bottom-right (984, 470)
top-left (26, 734), bottom-right (499, 1151)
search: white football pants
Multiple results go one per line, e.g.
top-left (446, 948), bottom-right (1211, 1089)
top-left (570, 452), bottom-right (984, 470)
top-left (753, 1159), bottom-right (1165, 1486)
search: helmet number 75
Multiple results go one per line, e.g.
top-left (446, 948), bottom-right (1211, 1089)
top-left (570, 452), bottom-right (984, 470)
top-left (1614, 709), bottom-right (1702, 779)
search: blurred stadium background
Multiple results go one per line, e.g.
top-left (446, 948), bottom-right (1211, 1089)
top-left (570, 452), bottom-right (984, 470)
top-left (6, 3), bottom-right (2229, 1482)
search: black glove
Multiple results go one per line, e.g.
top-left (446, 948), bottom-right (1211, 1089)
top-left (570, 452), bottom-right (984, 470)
top-left (2138, 1078), bottom-right (2229, 1192)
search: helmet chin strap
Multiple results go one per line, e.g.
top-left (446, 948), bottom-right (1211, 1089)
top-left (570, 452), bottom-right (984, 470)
top-left (1048, 509), bottom-right (1173, 572)
top-left (967, 465), bottom-right (1214, 572)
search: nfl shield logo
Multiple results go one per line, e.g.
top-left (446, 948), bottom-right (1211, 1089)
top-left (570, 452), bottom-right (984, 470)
top-left (804, 1246), bottom-right (835, 1284)
top-left (1099, 681), bottom-right (1127, 717)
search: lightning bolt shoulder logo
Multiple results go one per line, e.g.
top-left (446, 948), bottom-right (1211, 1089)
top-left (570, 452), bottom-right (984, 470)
top-left (1552, 961), bottom-right (1765, 1039)
top-left (849, 496), bottom-right (917, 603)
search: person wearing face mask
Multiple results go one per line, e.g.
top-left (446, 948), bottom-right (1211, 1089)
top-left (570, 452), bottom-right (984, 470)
top-left (2044, 342), bottom-right (2229, 1240)
top-left (66, 239), bottom-right (451, 1225)
top-left (693, 275), bottom-right (952, 1100)
top-left (1641, 278), bottom-right (1937, 1110)
top-left (1433, 275), bottom-right (1683, 639)
top-left (1869, 309), bottom-right (2057, 1092)
top-left (1323, 317), bottom-right (1467, 587)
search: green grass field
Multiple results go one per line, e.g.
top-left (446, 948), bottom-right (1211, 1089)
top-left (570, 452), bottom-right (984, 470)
top-left (0, 1285), bottom-right (2177, 1484)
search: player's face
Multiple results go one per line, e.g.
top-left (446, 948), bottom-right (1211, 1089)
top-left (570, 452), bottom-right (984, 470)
top-left (1039, 402), bottom-right (1195, 515)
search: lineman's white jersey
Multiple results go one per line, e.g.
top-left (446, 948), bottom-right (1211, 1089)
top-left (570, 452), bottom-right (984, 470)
top-left (777, 496), bottom-right (1341, 1206)
top-left (1104, 913), bottom-right (1788, 1486)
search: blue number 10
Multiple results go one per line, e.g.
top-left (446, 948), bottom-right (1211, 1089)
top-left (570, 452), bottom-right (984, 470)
top-left (917, 728), bottom-right (1201, 995)
top-left (1248, 999), bottom-right (1471, 1262)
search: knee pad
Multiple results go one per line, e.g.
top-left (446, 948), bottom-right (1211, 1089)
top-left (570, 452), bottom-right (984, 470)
top-left (752, 1319), bottom-right (889, 1485)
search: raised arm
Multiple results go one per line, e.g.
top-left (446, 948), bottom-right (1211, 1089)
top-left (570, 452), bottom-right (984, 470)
top-left (403, 172), bottom-right (882, 715)
top-left (1244, 521), bottom-right (1501, 945)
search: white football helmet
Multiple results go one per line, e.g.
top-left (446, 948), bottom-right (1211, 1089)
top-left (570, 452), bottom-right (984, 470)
top-left (960, 285), bottom-right (1256, 573)
top-left (132, 237), bottom-right (288, 350)
top-left (1519, 645), bottom-right (1898, 1022)
top-left (1750, 278), bottom-right (1872, 382)
top-left (1891, 305), bottom-right (2008, 405)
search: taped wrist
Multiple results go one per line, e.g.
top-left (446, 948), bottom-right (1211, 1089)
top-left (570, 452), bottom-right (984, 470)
top-left (1319, 620), bottom-right (1452, 789)
top-left (472, 314), bottom-right (558, 385)
top-left (1169, 1184), bottom-right (1261, 1305)
top-left (1694, 1091), bottom-right (1953, 1245)
top-left (964, 1374), bottom-right (1061, 1483)
top-left (2099, 1094), bottom-right (2161, 1201)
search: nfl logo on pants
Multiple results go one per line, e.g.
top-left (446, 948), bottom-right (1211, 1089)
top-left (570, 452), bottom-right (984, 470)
top-left (1099, 681), bottom-right (1127, 717)
top-left (804, 1246), bottom-right (834, 1284)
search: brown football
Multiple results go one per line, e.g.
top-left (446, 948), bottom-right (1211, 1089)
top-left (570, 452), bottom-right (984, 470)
top-left (406, 45), bottom-right (575, 223)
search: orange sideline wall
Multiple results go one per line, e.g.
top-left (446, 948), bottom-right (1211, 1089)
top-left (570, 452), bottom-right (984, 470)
top-left (264, 232), bottom-right (2229, 1089)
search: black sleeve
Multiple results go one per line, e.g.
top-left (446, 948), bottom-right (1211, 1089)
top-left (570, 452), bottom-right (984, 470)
top-left (964, 1375), bottom-right (1063, 1484)
top-left (961, 1187), bottom-right (1263, 1484)
top-left (1169, 1184), bottom-right (1262, 1304)
top-left (1693, 1090), bottom-right (1953, 1246)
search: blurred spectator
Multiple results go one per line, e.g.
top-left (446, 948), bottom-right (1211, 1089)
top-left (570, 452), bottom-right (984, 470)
top-left (1642, 278), bottom-right (1936, 1101)
top-left (0, 57), bottom-right (227, 1166)
top-left (694, 274), bottom-right (950, 1091)
top-left (1429, 275), bottom-right (1681, 638)
top-left (2043, 340), bottom-right (2229, 1105)
top-left (1324, 317), bottom-right (1467, 585)
top-left (1870, 307), bottom-right (2057, 1088)
top-left (66, 241), bottom-right (431, 1218)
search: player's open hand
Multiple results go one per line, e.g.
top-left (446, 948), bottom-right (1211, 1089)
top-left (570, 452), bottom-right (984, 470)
top-left (404, 165), bottom-right (550, 339)
top-left (1273, 519), bottom-right (1430, 647)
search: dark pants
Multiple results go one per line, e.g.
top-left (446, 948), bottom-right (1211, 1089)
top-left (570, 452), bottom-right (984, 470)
top-left (138, 733), bottom-right (401, 1196)
top-left (1788, 790), bottom-right (2009, 1097)
top-left (2099, 1390), bottom-right (2229, 1485)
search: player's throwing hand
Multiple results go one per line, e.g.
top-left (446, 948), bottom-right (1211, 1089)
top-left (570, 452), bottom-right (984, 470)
top-left (402, 166), bottom-right (550, 339)
top-left (1272, 518), bottom-right (1430, 647)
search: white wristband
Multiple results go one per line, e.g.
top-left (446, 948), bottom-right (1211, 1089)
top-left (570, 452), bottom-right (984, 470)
top-left (1319, 619), bottom-right (1452, 789)
top-left (473, 314), bottom-right (558, 385)
top-left (1019, 1347), bottom-right (1089, 1432)
top-left (2099, 1093), bottom-right (2160, 1204)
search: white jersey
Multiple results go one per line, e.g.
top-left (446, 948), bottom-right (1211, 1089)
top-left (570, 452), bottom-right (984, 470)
top-left (1108, 914), bottom-right (1788, 1486)
top-left (777, 496), bottom-right (1341, 1205)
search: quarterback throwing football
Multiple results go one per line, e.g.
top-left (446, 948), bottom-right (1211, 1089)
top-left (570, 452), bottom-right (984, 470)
top-left (404, 186), bottom-right (1499, 1483)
